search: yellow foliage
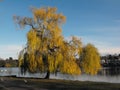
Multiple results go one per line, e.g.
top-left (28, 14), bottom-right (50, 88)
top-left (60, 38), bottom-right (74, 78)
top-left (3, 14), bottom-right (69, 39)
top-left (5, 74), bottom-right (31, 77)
top-left (81, 43), bottom-right (101, 75)
top-left (28, 52), bottom-right (37, 72)
top-left (33, 7), bottom-right (66, 24)
top-left (36, 55), bottom-right (45, 72)
top-left (18, 54), bottom-right (23, 67)
top-left (17, 7), bottom-right (82, 76)
top-left (60, 59), bottom-right (81, 75)
top-left (48, 53), bottom-right (63, 73)
top-left (5, 63), bottom-right (11, 67)
top-left (18, 49), bottom-right (25, 67)
top-left (71, 36), bottom-right (82, 54)
top-left (27, 29), bottom-right (40, 51)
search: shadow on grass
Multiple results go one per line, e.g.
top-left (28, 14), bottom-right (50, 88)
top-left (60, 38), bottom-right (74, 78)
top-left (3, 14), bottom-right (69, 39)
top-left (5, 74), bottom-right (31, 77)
top-left (0, 77), bottom-right (120, 90)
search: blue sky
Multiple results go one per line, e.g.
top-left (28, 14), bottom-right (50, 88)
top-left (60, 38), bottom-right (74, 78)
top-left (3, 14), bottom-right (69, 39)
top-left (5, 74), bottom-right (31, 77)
top-left (0, 0), bottom-right (120, 59)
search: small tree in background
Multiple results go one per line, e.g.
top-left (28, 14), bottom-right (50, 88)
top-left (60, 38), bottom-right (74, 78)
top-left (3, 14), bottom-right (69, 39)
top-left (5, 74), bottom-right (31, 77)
top-left (80, 43), bottom-right (101, 75)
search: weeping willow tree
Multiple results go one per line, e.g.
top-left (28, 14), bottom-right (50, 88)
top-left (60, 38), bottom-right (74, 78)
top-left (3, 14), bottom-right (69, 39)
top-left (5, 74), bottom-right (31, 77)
top-left (14, 7), bottom-right (82, 79)
top-left (80, 43), bottom-right (101, 75)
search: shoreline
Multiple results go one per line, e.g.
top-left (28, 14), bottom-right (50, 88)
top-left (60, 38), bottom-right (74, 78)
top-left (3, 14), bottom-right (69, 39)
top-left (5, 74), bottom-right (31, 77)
top-left (0, 76), bottom-right (120, 90)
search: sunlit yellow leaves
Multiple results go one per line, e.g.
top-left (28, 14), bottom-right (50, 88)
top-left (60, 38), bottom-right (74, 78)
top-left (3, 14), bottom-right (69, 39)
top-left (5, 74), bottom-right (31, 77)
top-left (47, 7), bottom-right (58, 18)
top-left (16, 6), bottom-right (101, 77)
top-left (36, 55), bottom-right (44, 72)
top-left (60, 59), bottom-right (81, 75)
top-left (48, 53), bottom-right (63, 73)
top-left (28, 52), bottom-right (37, 73)
top-left (33, 7), bottom-right (66, 25)
top-left (81, 43), bottom-right (101, 75)
top-left (33, 8), bottom-right (46, 21)
top-left (5, 63), bottom-right (11, 67)
top-left (71, 36), bottom-right (82, 55)
top-left (27, 29), bottom-right (40, 51)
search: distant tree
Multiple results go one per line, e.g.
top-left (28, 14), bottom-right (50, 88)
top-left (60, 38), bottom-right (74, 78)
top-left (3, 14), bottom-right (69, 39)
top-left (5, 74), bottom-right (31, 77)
top-left (14, 7), bottom-right (82, 79)
top-left (108, 55), bottom-right (112, 60)
top-left (119, 54), bottom-right (120, 57)
top-left (5, 63), bottom-right (11, 67)
top-left (9, 57), bottom-right (13, 60)
top-left (0, 60), bottom-right (5, 67)
top-left (80, 43), bottom-right (101, 75)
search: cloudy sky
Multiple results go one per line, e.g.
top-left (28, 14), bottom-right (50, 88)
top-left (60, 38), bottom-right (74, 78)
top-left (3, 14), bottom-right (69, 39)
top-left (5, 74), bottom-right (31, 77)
top-left (0, 0), bottom-right (120, 59)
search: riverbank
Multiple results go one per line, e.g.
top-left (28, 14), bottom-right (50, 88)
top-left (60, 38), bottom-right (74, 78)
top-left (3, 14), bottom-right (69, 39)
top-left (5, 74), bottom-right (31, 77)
top-left (0, 77), bottom-right (120, 90)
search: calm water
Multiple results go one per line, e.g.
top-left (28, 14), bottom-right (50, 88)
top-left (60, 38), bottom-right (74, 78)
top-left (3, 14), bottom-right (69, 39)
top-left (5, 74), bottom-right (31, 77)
top-left (0, 67), bottom-right (120, 83)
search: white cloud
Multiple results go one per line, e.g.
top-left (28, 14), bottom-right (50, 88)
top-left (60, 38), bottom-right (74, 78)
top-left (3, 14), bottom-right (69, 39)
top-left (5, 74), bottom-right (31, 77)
top-left (0, 45), bottom-right (23, 59)
top-left (65, 36), bottom-right (120, 55)
top-left (98, 47), bottom-right (120, 55)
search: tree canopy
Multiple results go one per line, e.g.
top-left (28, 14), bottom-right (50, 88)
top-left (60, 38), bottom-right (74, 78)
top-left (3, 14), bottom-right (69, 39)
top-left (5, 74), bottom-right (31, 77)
top-left (14, 7), bottom-right (101, 79)
top-left (14, 7), bottom-right (83, 78)
top-left (80, 43), bottom-right (101, 75)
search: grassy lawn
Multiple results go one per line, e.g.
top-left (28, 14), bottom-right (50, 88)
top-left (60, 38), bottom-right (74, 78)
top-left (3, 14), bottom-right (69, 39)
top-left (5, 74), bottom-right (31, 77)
top-left (0, 77), bottom-right (120, 90)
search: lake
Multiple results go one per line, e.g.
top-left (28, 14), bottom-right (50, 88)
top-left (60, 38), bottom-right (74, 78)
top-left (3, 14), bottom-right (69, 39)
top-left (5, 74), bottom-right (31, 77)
top-left (0, 67), bottom-right (120, 83)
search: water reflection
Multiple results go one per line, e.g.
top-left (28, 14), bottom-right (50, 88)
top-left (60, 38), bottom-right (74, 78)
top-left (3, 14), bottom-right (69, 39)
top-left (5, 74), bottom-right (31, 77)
top-left (0, 67), bottom-right (120, 83)
top-left (0, 68), bottom-right (16, 76)
top-left (99, 67), bottom-right (120, 76)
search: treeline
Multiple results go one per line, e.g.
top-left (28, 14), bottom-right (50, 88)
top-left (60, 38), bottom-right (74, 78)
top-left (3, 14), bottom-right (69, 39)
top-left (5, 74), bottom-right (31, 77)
top-left (101, 54), bottom-right (120, 67)
top-left (101, 54), bottom-right (120, 60)
top-left (0, 57), bottom-right (18, 67)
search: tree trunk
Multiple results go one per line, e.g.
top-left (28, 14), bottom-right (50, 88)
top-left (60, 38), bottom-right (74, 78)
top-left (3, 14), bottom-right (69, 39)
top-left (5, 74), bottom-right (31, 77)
top-left (44, 70), bottom-right (50, 79)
